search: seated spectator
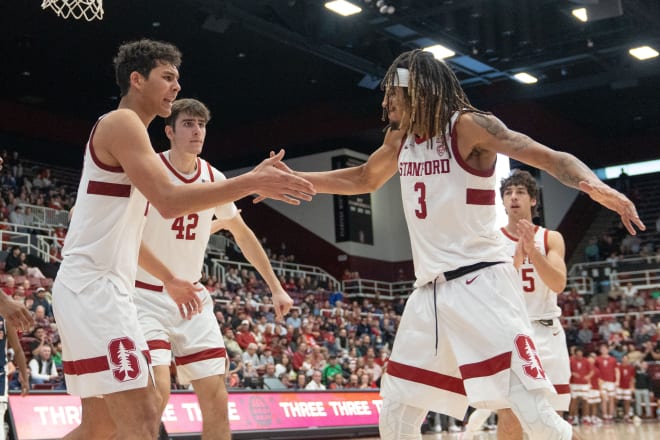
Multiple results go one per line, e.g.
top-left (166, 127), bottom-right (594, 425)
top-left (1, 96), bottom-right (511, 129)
top-left (294, 373), bottom-right (308, 390)
top-left (241, 343), bottom-right (260, 368)
top-left (31, 287), bottom-right (53, 318)
top-left (223, 327), bottom-right (243, 358)
top-left (28, 345), bottom-right (62, 388)
top-left (4, 246), bottom-right (23, 275)
top-left (1, 276), bottom-right (17, 297)
top-left (322, 355), bottom-right (343, 386)
top-left (346, 374), bottom-right (360, 389)
top-left (584, 237), bottom-right (600, 262)
top-left (304, 370), bottom-right (325, 390)
top-left (235, 320), bottom-right (257, 350)
top-left (328, 373), bottom-right (345, 390)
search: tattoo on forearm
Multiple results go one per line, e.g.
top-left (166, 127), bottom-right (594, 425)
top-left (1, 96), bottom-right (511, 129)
top-left (556, 155), bottom-right (584, 189)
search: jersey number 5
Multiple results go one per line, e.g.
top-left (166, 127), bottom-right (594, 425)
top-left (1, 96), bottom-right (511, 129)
top-left (414, 182), bottom-right (427, 219)
top-left (171, 213), bottom-right (199, 240)
top-left (521, 267), bottom-right (535, 292)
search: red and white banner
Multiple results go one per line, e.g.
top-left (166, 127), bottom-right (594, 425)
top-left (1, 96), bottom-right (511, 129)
top-left (9, 391), bottom-right (382, 439)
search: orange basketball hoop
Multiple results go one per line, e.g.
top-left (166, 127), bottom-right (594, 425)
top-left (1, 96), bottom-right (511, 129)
top-left (41, 0), bottom-right (104, 21)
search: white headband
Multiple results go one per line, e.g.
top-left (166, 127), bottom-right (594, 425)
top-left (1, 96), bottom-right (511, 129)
top-left (394, 68), bottom-right (410, 87)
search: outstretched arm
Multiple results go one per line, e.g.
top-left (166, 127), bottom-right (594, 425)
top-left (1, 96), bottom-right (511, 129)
top-left (138, 243), bottom-right (203, 320)
top-left (95, 111), bottom-right (315, 217)
top-left (458, 112), bottom-right (645, 235)
top-left (517, 219), bottom-right (567, 293)
top-left (6, 321), bottom-right (29, 396)
top-left (274, 127), bottom-right (403, 196)
top-left (213, 214), bottom-right (293, 320)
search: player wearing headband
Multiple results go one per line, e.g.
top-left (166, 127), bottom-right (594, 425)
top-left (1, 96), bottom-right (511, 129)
top-left (277, 49), bottom-right (643, 440)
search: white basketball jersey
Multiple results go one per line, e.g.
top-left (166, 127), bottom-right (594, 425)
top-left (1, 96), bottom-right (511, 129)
top-left (136, 151), bottom-right (237, 286)
top-left (58, 115), bottom-right (148, 294)
top-left (398, 111), bottom-right (510, 287)
top-left (500, 226), bottom-right (562, 319)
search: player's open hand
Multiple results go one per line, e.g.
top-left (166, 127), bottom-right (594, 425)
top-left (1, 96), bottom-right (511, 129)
top-left (579, 181), bottom-right (646, 235)
top-left (250, 149), bottom-right (315, 205)
top-left (0, 298), bottom-right (33, 331)
top-left (271, 287), bottom-right (294, 321)
top-left (164, 278), bottom-right (204, 320)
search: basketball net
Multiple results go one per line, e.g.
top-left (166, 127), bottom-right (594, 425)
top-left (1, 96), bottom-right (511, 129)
top-left (41, 0), bottom-right (104, 21)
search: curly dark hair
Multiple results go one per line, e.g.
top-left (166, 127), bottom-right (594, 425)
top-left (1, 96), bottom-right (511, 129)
top-left (500, 169), bottom-right (539, 216)
top-left (381, 49), bottom-right (486, 146)
top-left (113, 39), bottom-right (182, 97)
top-left (164, 98), bottom-right (211, 128)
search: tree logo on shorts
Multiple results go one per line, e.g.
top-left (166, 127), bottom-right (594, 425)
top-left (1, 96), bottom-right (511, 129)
top-left (514, 334), bottom-right (546, 380)
top-left (108, 337), bottom-right (141, 382)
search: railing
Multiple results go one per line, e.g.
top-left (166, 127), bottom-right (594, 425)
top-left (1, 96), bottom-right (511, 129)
top-left (563, 310), bottom-right (659, 324)
top-left (36, 235), bottom-right (62, 263)
top-left (0, 230), bottom-right (60, 263)
top-left (18, 204), bottom-right (69, 227)
top-left (342, 278), bottom-right (414, 300)
top-left (209, 256), bottom-right (340, 290)
top-left (567, 275), bottom-right (595, 295)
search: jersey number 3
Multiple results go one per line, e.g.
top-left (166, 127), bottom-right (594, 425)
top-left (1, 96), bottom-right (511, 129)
top-left (414, 182), bottom-right (427, 219)
top-left (171, 213), bottom-right (199, 240)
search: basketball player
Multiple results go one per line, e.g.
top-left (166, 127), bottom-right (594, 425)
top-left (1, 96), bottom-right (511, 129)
top-left (134, 98), bottom-right (294, 440)
top-left (52, 39), bottom-right (314, 440)
top-left (465, 169), bottom-right (572, 438)
top-left (276, 49), bottom-right (644, 440)
top-left (595, 343), bottom-right (618, 422)
top-left (0, 317), bottom-right (29, 440)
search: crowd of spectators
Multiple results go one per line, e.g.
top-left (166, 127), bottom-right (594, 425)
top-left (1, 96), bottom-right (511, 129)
top-left (0, 149), bottom-right (659, 429)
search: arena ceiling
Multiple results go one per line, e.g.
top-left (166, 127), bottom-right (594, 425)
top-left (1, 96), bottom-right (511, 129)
top-left (2, 0), bottom-right (660, 170)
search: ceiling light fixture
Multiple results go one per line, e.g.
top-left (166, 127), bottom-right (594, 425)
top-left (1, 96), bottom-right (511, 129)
top-left (423, 44), bottom-right (456, 60)
top-left (324, 0), bottom-right (362, 16)
top-left (629, 45), bottom-right (659, 60)
top-left (571, 8), bottom-right (588, 22)
top-left (513, 72), bottom-right (538, 84)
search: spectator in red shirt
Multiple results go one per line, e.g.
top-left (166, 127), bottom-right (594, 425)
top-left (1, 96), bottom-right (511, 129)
top-left (292, 342), bottom-right (309, 372)
top-left (235, 320), bottom-right (257, 350)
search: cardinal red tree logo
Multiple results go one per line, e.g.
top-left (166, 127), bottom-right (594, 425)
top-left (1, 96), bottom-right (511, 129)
top-left (435, 138), bottom-right (447, 157)
top-left (108, 337), bottom-right (141, 382)
top-left (514, 334), bottom-right (546, 380)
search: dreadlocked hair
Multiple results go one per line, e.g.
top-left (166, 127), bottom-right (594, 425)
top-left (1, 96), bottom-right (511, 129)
top-left (381, 49), bottom-right (486, 147)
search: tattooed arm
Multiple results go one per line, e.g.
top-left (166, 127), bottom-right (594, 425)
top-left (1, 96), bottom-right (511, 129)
top-left (456, 112), bottom-right (645, 235)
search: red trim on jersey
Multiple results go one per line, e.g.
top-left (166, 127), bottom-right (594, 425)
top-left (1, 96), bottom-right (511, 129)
top-left (459, 351), bottom-right (511, 380)
top-left (414, 135), bottom-right (428, 145)
top-left (148, 340), bottom-right (172, 351)
top-left (87, 119), bottom-right (124, 173)
top-left (206, 161), bottom-right (215, 182)
top-left (135, 280), bottom-right (164, 292)
top-left (175, 348), bottom-right (228, 366)
top-left (543, 228), bottom-right (549, 254)
top-left (159, 152), bottom-right (202, 183)
top-left (63, 350), bottom-right (151, 376)
top-left (500, 227), bottom-right (518, 242)
top-left (87, 180), bottom-right (131, 197)
top-left (396, 135), bottom-right (407, 160)
top-left (555, 384), bottom-right (570, 394)
top-left (466, 188), bottom-right (496, 205)
top-left (450, 115), bottom-right (495, 178)
top-left (386, 360), bottom-right (466, 395)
